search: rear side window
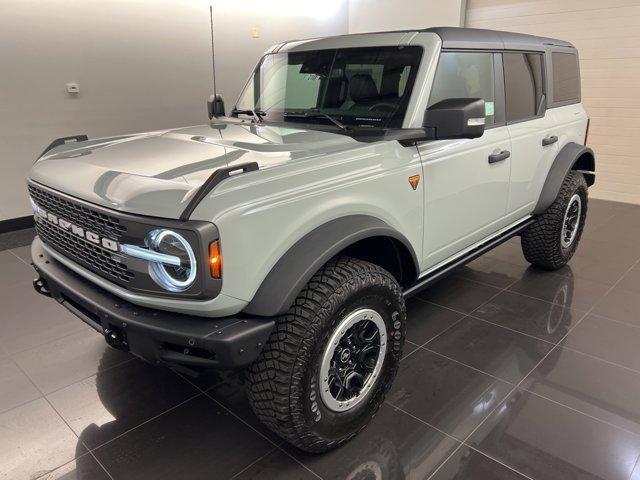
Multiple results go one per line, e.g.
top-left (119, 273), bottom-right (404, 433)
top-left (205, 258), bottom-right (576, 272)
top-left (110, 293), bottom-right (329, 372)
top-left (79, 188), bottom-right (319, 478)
top-left (503, 52), bottom-right (544, 122)
top-left (429, 52), bottom-right (496, 125)
top-left (552, 52), bottom-right (580, 103)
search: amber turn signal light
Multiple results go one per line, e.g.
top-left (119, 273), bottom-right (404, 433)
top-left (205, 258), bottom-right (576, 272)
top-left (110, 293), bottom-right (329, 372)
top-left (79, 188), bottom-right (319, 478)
top-left (209, 241), bottom-right (222, 279)
top-left (408, 174), bottom-right (421, 190)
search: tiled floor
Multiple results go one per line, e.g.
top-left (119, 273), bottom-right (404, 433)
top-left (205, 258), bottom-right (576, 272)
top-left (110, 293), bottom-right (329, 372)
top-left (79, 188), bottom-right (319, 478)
top-left (1, 198), bottom-right (640, 479)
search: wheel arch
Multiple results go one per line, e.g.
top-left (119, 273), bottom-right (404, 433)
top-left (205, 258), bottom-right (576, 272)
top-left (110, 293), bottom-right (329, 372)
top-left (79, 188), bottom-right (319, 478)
top-left (243, 215), bottom-right (419, 317)
top-left (534, 142), bottom-right (595, 215)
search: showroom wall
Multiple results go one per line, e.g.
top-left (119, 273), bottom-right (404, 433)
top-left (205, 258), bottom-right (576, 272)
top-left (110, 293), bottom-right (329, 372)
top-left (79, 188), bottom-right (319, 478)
top-left (215, 0), bottom-right (349, 103)
top-left (0, 0), bottom-right (349, 222)
top-left (348, 0), bottom-right (465, 33)
top-left (466, 0), bottom-right (640, 205)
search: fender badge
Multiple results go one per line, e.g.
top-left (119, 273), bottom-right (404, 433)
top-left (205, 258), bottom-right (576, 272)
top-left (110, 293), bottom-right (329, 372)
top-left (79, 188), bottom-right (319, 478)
top-left (408, 175), bottom-right (421, 190)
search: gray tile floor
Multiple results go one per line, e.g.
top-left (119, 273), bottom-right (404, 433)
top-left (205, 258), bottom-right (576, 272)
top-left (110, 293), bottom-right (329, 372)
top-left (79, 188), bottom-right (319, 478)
top-left (1, 198), bottom-right (640, 479)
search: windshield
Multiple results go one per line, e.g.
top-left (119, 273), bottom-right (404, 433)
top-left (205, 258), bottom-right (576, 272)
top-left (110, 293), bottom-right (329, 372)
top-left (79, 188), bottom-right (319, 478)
top-left (235, 46), bottom-right (422, 129)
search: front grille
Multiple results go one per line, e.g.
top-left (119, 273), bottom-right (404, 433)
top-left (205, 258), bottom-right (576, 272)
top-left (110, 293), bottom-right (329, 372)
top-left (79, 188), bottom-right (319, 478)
top-left (28, 185), bottom-right (127, 240)
top-left (29, 185), bottom-right (134, 283)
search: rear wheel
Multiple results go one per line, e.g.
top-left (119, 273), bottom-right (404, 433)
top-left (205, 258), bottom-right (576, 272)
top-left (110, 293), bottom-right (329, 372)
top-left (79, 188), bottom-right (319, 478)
top-left (246, 257), bottom-right (406, 453)
top-left (521, 171), bottom-right (588, 270)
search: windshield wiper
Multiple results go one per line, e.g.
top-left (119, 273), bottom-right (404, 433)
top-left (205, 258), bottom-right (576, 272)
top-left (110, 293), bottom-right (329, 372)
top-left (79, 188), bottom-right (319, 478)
top-left (304, 109), bottom-right (348, 130)
top-left (231, 108), bottom-right (265, 123)
top-left (284, 109), bottom-right (348, 131)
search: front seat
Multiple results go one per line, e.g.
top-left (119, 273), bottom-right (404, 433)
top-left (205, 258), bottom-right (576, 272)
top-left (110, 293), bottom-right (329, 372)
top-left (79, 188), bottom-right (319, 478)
top-left (348, 73), bottom-right (380, 109)
top-left (379, 69), bottom-right (401, 101)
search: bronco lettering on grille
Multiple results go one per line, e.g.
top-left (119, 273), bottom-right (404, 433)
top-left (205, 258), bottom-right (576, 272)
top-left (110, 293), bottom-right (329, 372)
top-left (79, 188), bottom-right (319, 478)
top-left (34, 204), bottom-right (120, 252)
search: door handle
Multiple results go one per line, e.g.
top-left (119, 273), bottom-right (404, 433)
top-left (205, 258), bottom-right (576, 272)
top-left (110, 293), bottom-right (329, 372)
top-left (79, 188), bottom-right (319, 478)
top-left (542, 135), bottom-right (558, 146)
top-left (488, 150), bottom-right (510, 164)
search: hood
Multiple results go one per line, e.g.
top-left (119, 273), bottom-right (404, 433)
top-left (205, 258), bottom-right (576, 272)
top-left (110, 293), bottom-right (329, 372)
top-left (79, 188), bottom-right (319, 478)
top-left (29, 121), bottom-right (358, 219)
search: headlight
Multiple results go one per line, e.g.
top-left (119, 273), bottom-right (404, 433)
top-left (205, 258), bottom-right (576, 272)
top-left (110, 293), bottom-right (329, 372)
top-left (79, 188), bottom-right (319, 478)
top-left (146, 229), bottom-right (197, 292)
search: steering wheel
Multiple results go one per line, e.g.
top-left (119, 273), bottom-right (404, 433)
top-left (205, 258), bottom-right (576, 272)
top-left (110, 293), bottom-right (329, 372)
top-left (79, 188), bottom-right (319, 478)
top-left (367, 103), bottom-right (396, 112)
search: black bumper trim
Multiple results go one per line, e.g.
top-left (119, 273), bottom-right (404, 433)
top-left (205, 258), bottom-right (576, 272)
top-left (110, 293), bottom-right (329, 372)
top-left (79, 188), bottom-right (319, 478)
top-left (31, 238), bottom-right (274, 368)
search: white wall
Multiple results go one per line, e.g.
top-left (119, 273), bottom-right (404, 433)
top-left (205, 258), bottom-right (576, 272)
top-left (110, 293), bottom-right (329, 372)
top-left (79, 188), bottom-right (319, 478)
top-left (348, 0), bottom-right (465, 33)
top-left (0, 0), bottom-right (348, 221)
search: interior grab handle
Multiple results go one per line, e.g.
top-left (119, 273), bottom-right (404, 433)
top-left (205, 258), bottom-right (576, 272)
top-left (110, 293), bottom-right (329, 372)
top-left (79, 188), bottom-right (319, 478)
top-left (488, 150), bottom-right (510, 164)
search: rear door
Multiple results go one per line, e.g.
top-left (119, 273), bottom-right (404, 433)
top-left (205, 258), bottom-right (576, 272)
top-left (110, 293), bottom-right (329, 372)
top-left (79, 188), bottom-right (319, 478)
top-left (502, 52), bottom-right (560, 221)
top-left (418, 51), bottom-right (512, 269)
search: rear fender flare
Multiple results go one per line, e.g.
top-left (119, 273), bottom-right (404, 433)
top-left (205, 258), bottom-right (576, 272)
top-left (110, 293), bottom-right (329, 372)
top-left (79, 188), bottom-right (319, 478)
top-left (534, 142), bottom-right (595, 215)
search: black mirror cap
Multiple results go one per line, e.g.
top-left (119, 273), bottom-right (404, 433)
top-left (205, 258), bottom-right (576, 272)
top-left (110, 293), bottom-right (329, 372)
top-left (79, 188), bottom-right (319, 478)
top-left (423, 98), bottom-right (485, 140)
top-left (207, 94), bottom-right (226, 119)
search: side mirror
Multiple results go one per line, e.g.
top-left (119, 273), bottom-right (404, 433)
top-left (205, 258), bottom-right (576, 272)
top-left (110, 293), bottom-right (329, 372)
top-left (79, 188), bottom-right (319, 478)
top-left (423, 98), bottom-right (485, 140)
top-left (207, 94), bottom-right (225, 119)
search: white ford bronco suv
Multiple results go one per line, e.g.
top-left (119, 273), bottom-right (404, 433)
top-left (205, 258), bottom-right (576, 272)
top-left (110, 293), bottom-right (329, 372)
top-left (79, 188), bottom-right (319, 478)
top-left (28, 27), bottom-right (594, 452)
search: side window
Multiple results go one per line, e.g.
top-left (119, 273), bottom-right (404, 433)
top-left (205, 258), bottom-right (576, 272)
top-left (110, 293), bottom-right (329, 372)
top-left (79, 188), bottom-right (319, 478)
top-left (429, 52), bottom-right (496, 125)
top-left (503, 52), bottom-right (544, 122)
top-left (552, 52), bottom-right (580, 103)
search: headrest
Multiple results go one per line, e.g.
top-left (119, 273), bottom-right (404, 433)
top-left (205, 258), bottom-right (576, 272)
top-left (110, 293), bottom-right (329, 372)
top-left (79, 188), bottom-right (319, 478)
top-left (380, 70), bottom-right (401, 98)
top-left (349, 74), bottom-right (378, 102)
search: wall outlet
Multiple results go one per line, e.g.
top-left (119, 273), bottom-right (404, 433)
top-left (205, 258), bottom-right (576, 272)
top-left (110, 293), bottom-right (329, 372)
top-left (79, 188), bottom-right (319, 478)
top-left (251, 27), bottom-right (260, 38)
top-left (66, 82), bottom-right (80, 94)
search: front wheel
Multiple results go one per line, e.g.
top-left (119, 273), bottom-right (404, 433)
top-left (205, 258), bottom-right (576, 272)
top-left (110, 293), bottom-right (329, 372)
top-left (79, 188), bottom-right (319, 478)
top-left (246, 257), bottom-right (406, 453)
top-left (521, 171), bottom-right (588, 270)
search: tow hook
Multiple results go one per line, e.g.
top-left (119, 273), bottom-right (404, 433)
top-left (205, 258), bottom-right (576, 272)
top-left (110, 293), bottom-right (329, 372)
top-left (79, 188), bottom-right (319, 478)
top-left (104, 327), bottom-right (129, 351)
top-left (33, 277), bottom-right (51, 297)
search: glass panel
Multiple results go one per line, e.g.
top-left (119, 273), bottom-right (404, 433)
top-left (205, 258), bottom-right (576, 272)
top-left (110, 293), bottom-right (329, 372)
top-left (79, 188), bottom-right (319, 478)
top-left (504, 52), bottom-right (544, 122)
top-left (235, 46), bottom-right (423, 129)
top-left (552, 52), bottom-right (580, 103)
top-left (237, 50), bottom-right (333, 113)
top-left (429, 52), bottom-right (496, 125)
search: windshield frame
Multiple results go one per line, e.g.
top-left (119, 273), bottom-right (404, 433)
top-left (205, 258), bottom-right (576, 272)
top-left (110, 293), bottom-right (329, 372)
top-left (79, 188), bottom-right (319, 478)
top-left (233, 45), bottom-right (424, 131)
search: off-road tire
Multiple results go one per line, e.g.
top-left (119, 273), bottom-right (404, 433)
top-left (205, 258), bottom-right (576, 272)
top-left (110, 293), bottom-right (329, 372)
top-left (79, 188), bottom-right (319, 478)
top-left (521, 171), bottom-right (588, 270)
top-left (246, 256), bottom-right (406, 453)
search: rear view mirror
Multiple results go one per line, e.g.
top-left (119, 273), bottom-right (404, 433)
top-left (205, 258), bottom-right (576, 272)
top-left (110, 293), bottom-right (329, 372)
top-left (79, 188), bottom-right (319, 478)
top-left (423, 98), bottom-right (485, 140)
top-left (207, 94), bottom-right (226, 119)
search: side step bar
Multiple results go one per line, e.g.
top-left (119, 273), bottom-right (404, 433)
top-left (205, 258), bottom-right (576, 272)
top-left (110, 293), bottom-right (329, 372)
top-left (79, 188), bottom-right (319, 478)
top-left (403, 218), bottom-right (535, 298)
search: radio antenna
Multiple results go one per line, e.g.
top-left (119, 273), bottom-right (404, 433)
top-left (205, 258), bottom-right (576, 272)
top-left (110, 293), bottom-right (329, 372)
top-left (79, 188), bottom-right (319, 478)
top-left (209, 4), bottom-right (218, 98)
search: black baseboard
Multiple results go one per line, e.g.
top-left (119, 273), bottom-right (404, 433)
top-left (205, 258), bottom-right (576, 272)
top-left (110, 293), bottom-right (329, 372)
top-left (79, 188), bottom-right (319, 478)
top-left (0, 215), bottom-right (35, 234)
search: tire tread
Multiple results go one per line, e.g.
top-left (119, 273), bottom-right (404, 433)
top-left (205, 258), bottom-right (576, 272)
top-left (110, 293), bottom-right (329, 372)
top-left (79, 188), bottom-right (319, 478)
top-left (522, 171), bottom-right (588, 270)
top-left (246, 256), bottom-right (404, 452)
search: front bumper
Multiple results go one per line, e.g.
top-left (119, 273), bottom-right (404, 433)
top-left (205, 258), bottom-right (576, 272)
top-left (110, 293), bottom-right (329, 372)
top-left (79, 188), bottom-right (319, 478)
top-left (31, 237), bottom-right (274, 369)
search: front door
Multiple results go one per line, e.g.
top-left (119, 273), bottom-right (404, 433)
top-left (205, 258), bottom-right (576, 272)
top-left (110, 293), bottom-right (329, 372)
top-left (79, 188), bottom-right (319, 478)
top-left (418, 51), bottom-right (512, 269)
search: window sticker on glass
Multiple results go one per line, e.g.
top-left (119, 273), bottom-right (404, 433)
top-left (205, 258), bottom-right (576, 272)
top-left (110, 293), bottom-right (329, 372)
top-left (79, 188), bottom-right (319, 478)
top-left (485, 101), bottom-right (494, 117)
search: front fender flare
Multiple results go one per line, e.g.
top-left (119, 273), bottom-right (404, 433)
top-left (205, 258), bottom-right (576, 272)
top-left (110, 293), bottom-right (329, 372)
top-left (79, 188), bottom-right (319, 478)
top-left (243, 215), bottom-right (419, 317)
top-left (534, 142), bottom-right (595, 215)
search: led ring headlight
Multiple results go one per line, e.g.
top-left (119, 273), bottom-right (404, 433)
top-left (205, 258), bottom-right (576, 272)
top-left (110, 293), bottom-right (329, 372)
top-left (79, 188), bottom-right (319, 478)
top-left (146, 229), bottom-right (197, 292)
